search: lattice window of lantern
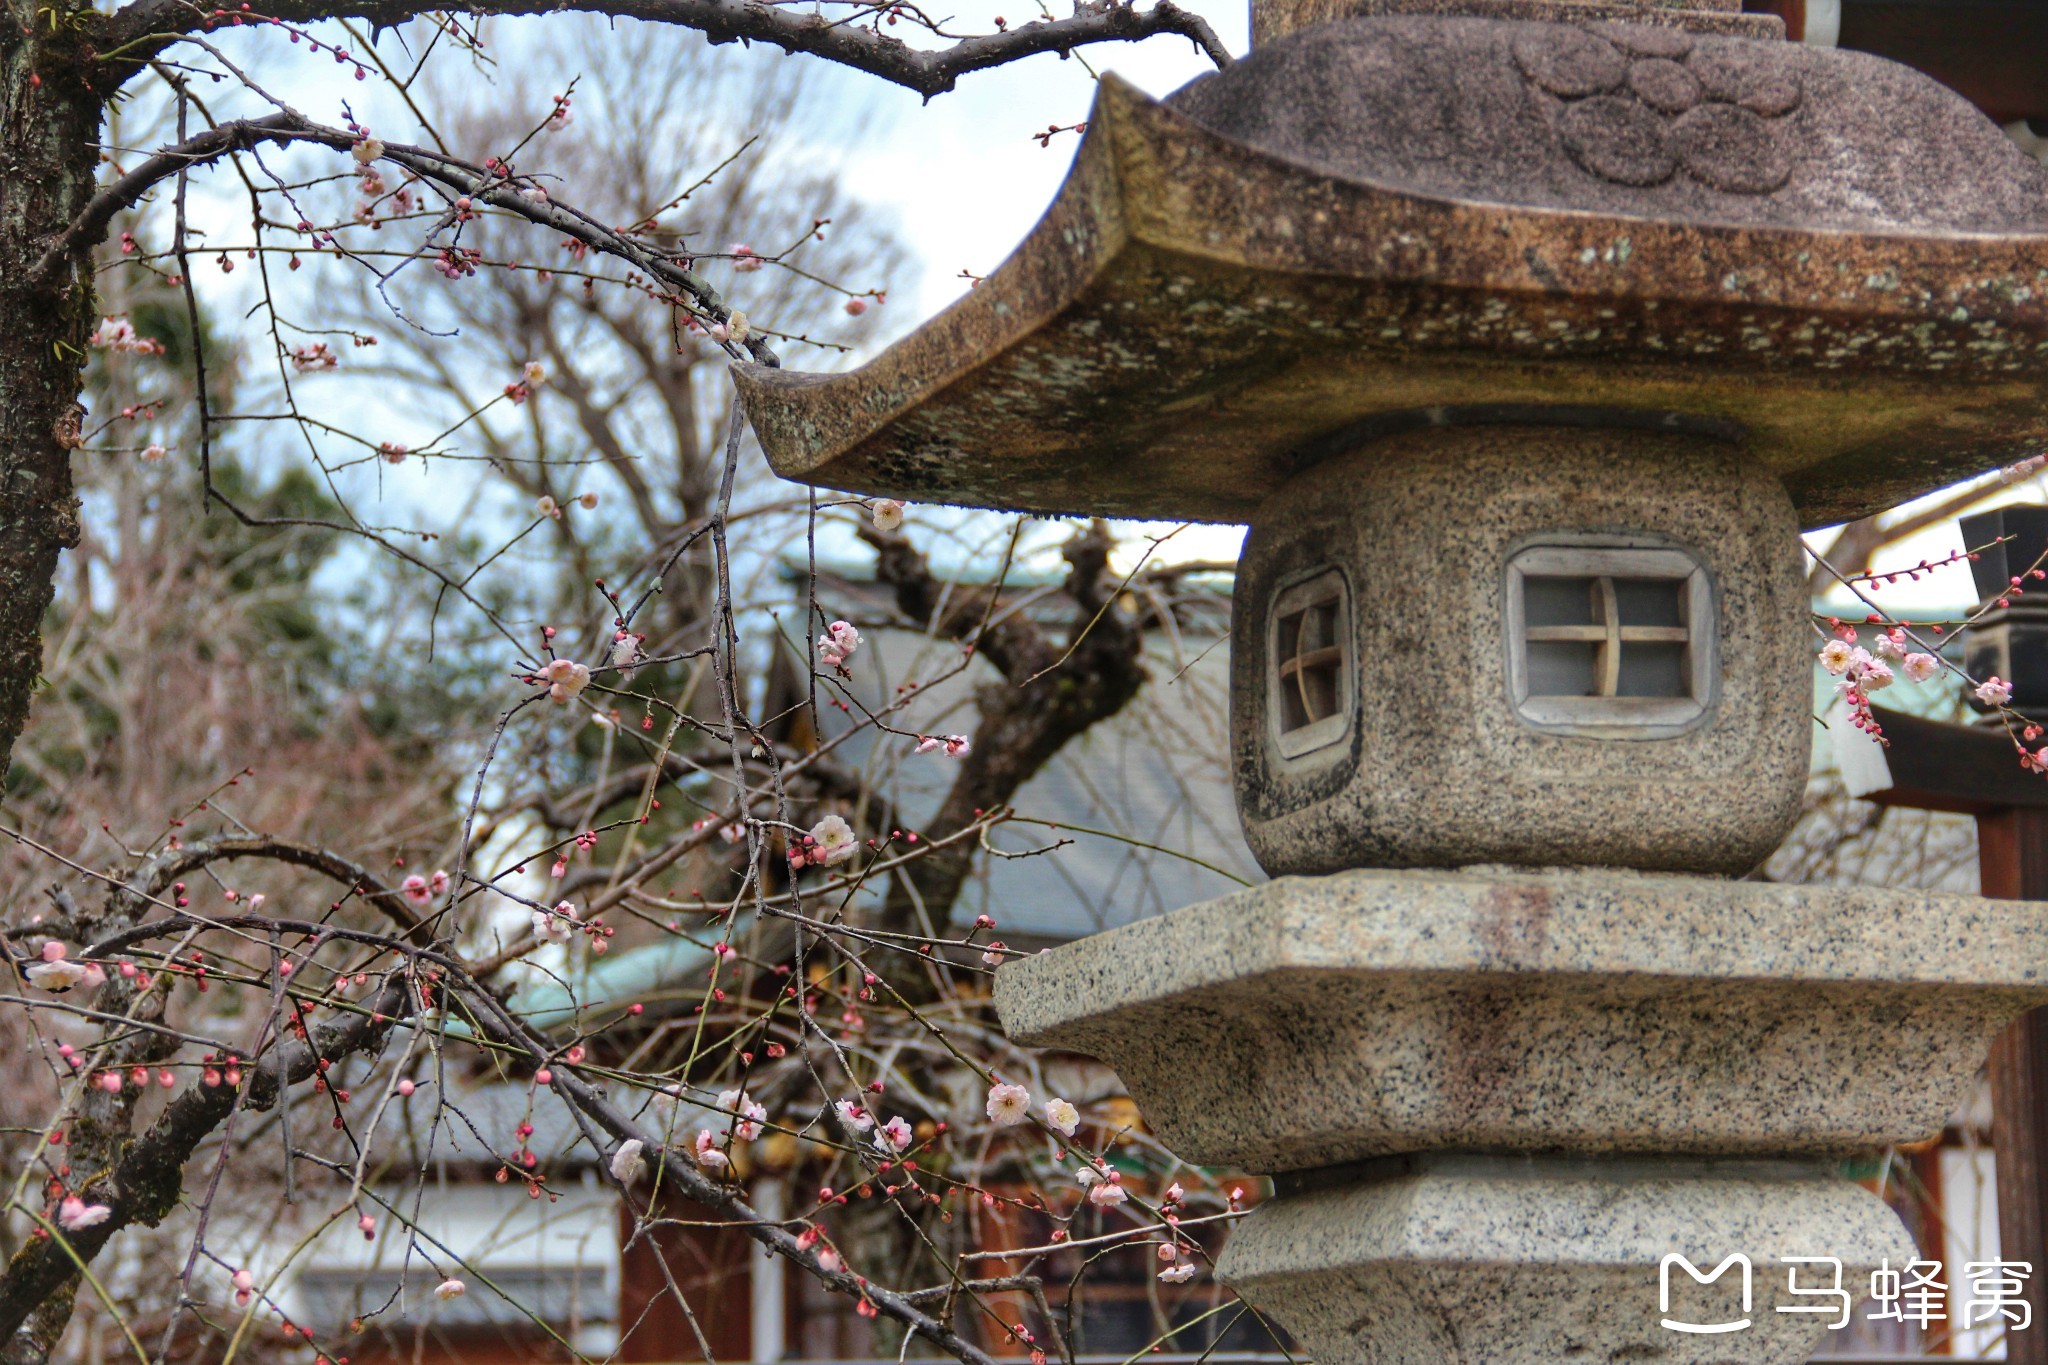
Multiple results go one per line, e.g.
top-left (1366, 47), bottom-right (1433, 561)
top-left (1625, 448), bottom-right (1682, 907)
top-left (1270, 569), bottom-right (1352, 759)
top-left (1505, 545), bottom-right (1715, 736)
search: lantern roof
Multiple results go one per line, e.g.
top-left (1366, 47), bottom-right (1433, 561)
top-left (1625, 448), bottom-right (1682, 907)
top-left (734, 15), bottom-right (2048, 531)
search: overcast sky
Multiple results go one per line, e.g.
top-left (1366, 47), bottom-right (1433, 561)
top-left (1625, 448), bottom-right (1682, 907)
top-left (157, 3), bottom-right (2034, 604)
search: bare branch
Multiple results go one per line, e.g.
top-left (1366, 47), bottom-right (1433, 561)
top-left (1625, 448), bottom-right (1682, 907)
top-left (97, 0), bottom-right (1232, 99)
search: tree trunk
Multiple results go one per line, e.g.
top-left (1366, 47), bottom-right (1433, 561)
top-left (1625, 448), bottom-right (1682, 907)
top-left (0, 6), bottom-right (96, 792)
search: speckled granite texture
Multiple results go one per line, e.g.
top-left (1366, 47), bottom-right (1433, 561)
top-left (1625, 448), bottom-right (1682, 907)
top-left (993, 867), bottom-right (2048, 1170)
top-left (1231, 427), bottom-right (1807, 876)
top-left (1254, 0), bottom-right (1777, 45)
top-left (1221, 1155), bottom-right (1914, 1365)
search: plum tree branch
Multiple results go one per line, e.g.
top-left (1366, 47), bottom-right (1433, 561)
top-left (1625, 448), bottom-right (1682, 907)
top-left (32, 114), bottom-right (772, 370)
top-left (96, 0), bottom-right (1231, 98)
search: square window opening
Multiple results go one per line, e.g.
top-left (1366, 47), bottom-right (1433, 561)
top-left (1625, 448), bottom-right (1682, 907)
top-left (1270, 571), bottom-right (1352, 759)
top-left (1506, 546), bottom-right (1714, 735)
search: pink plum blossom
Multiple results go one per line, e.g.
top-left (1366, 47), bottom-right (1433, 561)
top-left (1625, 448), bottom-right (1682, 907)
top-left (718, 1088), bottom-right (766, 1141)
top-left (57, 1198), bottom-right (110, 1231)
top-left (541, 657), bottom-right (590, 705)
top-left (532, 901), bottom-right (579, 945)
top-left (816, 620), bottom-right (861, 669)
top-left (1978, 676), bottom-right (2015, 706)
top-left (985, 1081), bottom-right (1031, 1127)
top-left (694, 1128), bottom-right (730, 1172)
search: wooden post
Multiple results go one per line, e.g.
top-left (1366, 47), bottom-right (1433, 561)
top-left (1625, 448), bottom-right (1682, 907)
top-left (1859, 710), bottom-right (2048, 1362)
top-left (1978, 808), bottom-right (2048, 1365)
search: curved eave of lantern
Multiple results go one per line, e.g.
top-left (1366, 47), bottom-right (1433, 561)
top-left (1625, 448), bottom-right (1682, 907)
top-left (733, 71), bottom-right (2048, 531)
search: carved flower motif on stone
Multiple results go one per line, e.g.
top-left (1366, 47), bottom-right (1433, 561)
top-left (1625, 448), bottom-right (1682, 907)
top-left (1513, 24), bottom-right (1802, 196)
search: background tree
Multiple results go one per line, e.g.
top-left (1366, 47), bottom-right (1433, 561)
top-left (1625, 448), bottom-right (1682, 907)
top-left (0, 4), bottom-right (1250, 1363)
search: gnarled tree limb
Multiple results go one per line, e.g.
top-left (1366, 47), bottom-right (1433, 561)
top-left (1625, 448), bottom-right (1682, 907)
top-left (96, 0), bottom-right (1231, 99)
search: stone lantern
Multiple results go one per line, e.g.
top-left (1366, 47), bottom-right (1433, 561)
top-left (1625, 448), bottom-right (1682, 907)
top-left (735, 0), bottom-right (2048, 1358)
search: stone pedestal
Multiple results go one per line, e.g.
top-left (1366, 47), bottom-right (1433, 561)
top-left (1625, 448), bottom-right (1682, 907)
top-left (994, 868), bottom-right (2048, 1363)
top-left (1224, 1156), bottom-right (1912, 1365)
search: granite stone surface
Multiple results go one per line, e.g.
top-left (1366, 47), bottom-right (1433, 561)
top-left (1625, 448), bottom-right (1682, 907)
top-left (1221, 1154), bottom-right (1915, 1364)
top-left (734, 21), bottom-right (2048, 530)
top-left (1230, 426), bottom-right (1807, 876)
top-left (1254, 0), bottom-right (1777, 45)
top-left (993, 867), bottom-right (2048, 1171)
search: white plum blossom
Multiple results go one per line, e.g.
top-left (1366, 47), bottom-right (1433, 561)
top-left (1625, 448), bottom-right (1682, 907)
top-left (871, 498), bottom-right (904, 532)
top-left (542, 657), bottom-right (590, 704)
top-left (536, 495), bottom-right (561, 519)
top-left (816, 620), bottom-right (862, 669)
top-left (434, 1278), bottom-right (467, 1300)
top-left (805, 815), bottom-right (859, 868)
top-left (1087, 1173), bottom-right (1129, 1208)
top-left (693, 1128), bottom-right (730, 1173)
top-left (532, 901), bottom-right (578, 945)
top-left (56, 1197), bottom-right (110, 1231)
top-left (351, 137), bottom-right (384, 164)
top-left (25, 942), bottom-right (100, 992)
top-left (141, 444), bottom-right (167, 462)
top-left (730, 244), bottom-right (764, 273)
top-left (717, 1088), bottom-right (767, 1141)
top-left (878, 1116), bottom-right (914, 1152)
top-left (985, 1081), bottom-right (1031, 1127)
top-left (914, 735), bottom-right (972, 758)
top-left (1978, 676), bottom-right (2015, 706)
top-left (1903, 652), bottom-right (1941, 684)
top-left (1819, 640), bottom-right (1855, 675)
top-left (835, 1098), bottom-right (875, 1132)
top-left (26, 958), bottom-right (89, 992)
top-left (610, 1139), bottom-right (647, 1185)
top-left (647, 1085), bottom-right (685, 1133)
top-left (1042, 1098), bottom-right (1080, 1137)
top-left (1856, 652), bottom-right (1894, 691)
top-left (1158, 1263), bottom-right (1197, 1284)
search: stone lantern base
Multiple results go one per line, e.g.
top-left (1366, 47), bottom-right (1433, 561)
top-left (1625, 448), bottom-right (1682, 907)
top-left (1223, 1154), bottom-right (1913, 1364)
top-left (994, 868), bottom-right (2048, 1364)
